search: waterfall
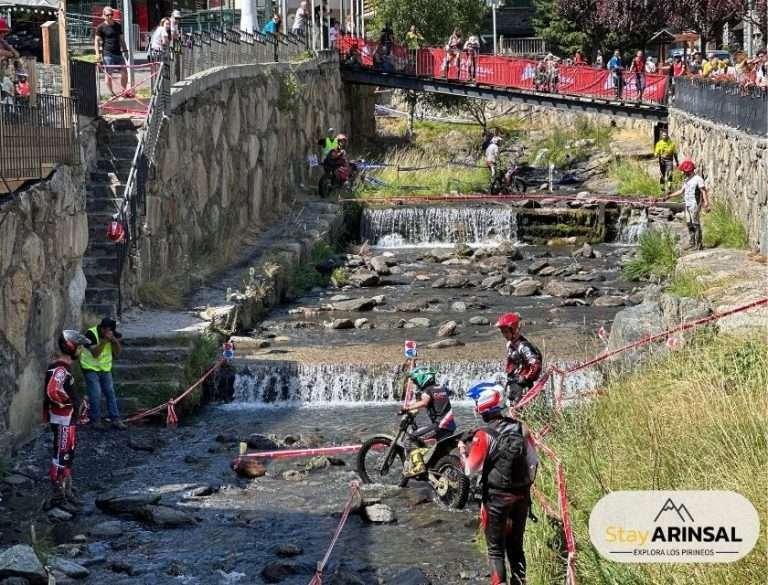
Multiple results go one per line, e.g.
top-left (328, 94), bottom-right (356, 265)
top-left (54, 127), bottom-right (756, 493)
top-left (232, 359), bottom-right (602, 406)
top-left (360, 206), bottom-right (518, 248)
top-left (617, 208), bottom-right (649, 244)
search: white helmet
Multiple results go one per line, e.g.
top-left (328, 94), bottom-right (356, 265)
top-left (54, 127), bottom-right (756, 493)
top-left (491, 136), bottom-right (502, 144)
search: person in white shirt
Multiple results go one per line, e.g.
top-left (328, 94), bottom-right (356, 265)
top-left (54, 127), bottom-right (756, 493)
top-left (292, 1), bottom-right (308, 36)
top-left (485, 136), bottom-right (502, 179)
top-left (667, 159), bottom-right (709, 250)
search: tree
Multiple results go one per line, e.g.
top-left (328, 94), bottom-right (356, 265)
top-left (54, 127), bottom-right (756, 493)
top-left (743, 0), bottom-right (768, 51)
top-left (595, 0), bottom-right (675, 51)
top-left (370, 0), bottom-right (488, 45)
top-left (532, 0), bottom-right (592, 56)
top-left (670, 0), bottom-right (745, 48)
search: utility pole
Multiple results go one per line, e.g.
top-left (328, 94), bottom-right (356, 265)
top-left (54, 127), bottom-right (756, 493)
top-left (58, 0), bottom-right (70, 97)
top-left (745, 0), bottom-right (754, 57)
top-left (487, 0), bottom-right (500, 55)
top-left (122, 0), bottom-right (134, 88)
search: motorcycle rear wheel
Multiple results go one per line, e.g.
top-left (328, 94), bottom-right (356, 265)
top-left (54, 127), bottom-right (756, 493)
top-left (357, 435), bottom-right (406, 486)
top-left (431, 454), bottom-right (470, 510)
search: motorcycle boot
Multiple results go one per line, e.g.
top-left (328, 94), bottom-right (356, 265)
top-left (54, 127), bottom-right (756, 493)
top-left (694, 224), bottom-right (704, 250)
top-left (64, 477), bottom-right (84, 508)
top-left (46, 483), bottom-right (79, 514)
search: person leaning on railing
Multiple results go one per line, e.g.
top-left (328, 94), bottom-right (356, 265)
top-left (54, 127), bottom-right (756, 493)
top-left (95, 7), bottom-right (130, 98)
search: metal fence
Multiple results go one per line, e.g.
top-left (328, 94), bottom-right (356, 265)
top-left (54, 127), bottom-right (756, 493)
top-left (0, 94), bottom-right (80, 189)
top-left (673, 76), bottom-right (768, 136)
top-left (499, 36), bottom-right (547, 57)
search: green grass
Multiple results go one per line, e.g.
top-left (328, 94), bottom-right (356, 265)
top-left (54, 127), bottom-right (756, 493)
top-left (526, 118), bottom-right (614, 169)
top-left (623, 228), bottom-right (679, 281)
top-left (181, 333), bottom-right (221, 413)
top-left (703, 200), bottom-right (749, 249)
top-left (524, 333), bottom-right (768, 585)
top-left (610, 160), bottom-right (661, 197)
top-left (330, 267), bottom-right (349, 287)
top-left (137, 278), bottom-right (184, 309)
top-left (666, 269), bottom-right (709, 298)
top-left (288, 241), bottom-right (336, 294)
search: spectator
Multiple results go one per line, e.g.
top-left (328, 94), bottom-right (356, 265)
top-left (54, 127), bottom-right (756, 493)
top-left (464, 34), bottom-right (481, 80)
top-left (485, 136), bottom-right (502, 179)
top-left (672, 55), bottom-right (685, 77)
top-left (343, 43), bottom-right (363, 67)
top-left (15, 71), bottom-right (30, 106)
top-left (149, 18), bottom-right (171, 63)
top-left (405, 25), bottom-right (424, 50)
top-left (0, 72), bottom-right (13, 112)
top-left (607, 49), bottom-right (624, 99)
top-left (79, 318), bottom-right (128, 430)
top-left (573, 49), bottom-right (587, 66)
top-left (292, 1), bottom-right (309, 36)
top-left (654, 128), bottom-right (678, 194)
top-left (95, 7), bottom-right (130, 98)
top-left (688, 52), bottom-right (704, 75)
top-left (595, 49), bottom-right (604, 68)
top-left (544, 53), bottom-right (560, 93)
top-left (645, 56), bottom-right (657, 74)
top-left (261, 14), bottom-right (281, 35)
top-left (0, 16), bottom-right (19, 62)
top-left (379, 22), bottom-right (394, 53)
top-left (702, 53), bottom-right (719, 77)
top-left (329, 19), bottom-right (339, 49)
top-left (629, 49), bottom-right (646, 101)
top-left (441, 29), bottom-right (463, 79)
top-left (170, 9), bottom-right (182, 42)
top-left (755, 48), bottom-right (767, 88)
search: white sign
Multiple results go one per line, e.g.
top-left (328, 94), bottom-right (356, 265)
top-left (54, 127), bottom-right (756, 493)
top-left (589, 491), bottom-right (759, 563)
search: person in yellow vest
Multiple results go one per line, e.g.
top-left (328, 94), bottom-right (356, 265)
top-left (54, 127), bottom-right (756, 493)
top-left (654, 128), bottom-right (679, 194)
top-left (317, 127), bottom-right (338, 159)
top-left (80, 318), bottom-right (127, 430)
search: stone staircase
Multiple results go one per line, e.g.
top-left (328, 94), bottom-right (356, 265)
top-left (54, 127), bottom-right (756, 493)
top-left (83, 118), bottom-right (141, 319)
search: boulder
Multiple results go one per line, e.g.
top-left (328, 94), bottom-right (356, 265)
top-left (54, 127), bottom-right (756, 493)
top-left (544, 281), bottom-right (589, 298)
top-left (96, 493), bottom-right (161, 515)
top-left (512, 281), bottom-right (541, 297)
top-left (528, 259), bottom-right (551, 274)
top-left (396, 300), bottom-right (431, 312)
top-left (427, 248), bottom-right (454, 262)
top-left (406, 318), bottom-right (432, 328)
top-left (493, 241), bottom-right (523, 260)
top-left (230, 336), bottom-right (271, 349)
top-left (369, 256), bottom-right (391, 275)
top-left (567, 272), bottom-right (605, 282)
top-left (537, 266), bottom-right (557, 277)
top-left (0, 545), bottom-right (47, 585)
top-left (426, 339), bottom-right (465, 349)
top-left (481, 274), bottom-right (505, 289)
top-left (349, 270), bottom-right (380, 287)
top-left (482, 256), bottom-right (513, 272)
top-left (247, 434), bottom-right (280, 450)
top-left (89, 521), bottom-right (125, 538)
top-left (47, 508), bottom-right (73, 522)
top-left (271, 544), bottom-right (303, 558)
top-left (329, 319), bottom-right (354, 330)
top-left (593, 295), bottom-right (626, 307)
top-left (282, 470), bottom-right (305, 481)
top-left (574, 243), bottom-right (595, 258)
top-left (354, 318), bottom-right (370, 329)
top-left (451, 301), bottom-right (467, 312)
top-left (431, 274), bottom-right (470, 289)
top-left (48, 558), bottom-right (89, 579)
top-left (454, 242), bottom-right (473, 257)
top-left (363, 504), bottom-right (397, 523)
top-left (607, 301), bottom-right (665, 361)
top-left (331, 297), bottom-right (376, 312)
top-left (469, 316), bottom-right (490, 325)
top-left (442, 258), bottom-right (472, 266)
top-left (437, 321), bottom-right (457, 337)
top-left (136, 505), bottom-right (196, 528)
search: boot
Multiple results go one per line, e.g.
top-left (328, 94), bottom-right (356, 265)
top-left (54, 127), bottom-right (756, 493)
top-left (694, 224), bottom-right (704, 250)
top-left (46, 483), bottom-right (79, 514)
top-left (685, 224), bottom-right (697, 250)
top-left (64, 477), bottom-right (84, 507)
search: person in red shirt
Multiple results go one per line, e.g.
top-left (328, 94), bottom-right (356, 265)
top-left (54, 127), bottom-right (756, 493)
top-left (630, 50), bottom-right (646, 101)
top-left (496, 313), bottom-right (543, 405)
top-left (460, 383), bottom-right (538, 585)
top-left (44, 330), bottom-right (91, 512)
top-left (672, 55), bottom-right (686, 77)
top-left (573, 49), bottom-right (587, 66)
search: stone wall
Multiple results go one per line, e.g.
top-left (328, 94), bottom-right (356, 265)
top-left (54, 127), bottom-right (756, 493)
top-left (140, 56), bottom-right (365, 283)
top-left (0, 166), bottom-right (88, 452)
top-left (669, 109), bottom-right (768, 252)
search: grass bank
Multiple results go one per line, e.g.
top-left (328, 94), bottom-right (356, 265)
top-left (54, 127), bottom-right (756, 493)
top-left (525, 333), bottom-right (767, 584)
top-left (525, 118), bottom-right (613, 169)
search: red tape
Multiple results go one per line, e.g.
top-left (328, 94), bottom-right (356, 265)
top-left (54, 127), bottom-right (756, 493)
top-left (308, 482), bottom-right (361, 585)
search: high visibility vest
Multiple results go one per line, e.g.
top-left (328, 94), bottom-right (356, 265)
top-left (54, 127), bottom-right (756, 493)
top-left (322, 137), bottom-right (338, 158)
top-left (79, 326), bottom-right (113, 372)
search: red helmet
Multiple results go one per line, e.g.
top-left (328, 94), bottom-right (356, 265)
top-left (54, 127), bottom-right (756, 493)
top-left (58, 330), bottom-right (91, 358)
top-left (107, 220), bottom-right (125, 243)
top-left (495, 312), bottom-right (521, 333)
top-left (678, 159), bottom-right (695, 174)
top-left (0, 18), bottom-right (10, 34)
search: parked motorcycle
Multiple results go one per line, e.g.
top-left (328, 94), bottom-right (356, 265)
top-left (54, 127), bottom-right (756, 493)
top-left (318, 160), bottom-right (362, 198)
top-left (490, 164), bottom-right (527, 195)
top-left (356, 410), bottom-right (470, 510)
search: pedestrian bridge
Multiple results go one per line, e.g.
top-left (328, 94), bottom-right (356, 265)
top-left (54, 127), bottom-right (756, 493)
top-left (338, 37), bottom-right (668, 123)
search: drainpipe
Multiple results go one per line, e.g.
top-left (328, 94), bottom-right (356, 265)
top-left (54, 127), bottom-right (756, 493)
top-left (311, 0), bottom-right (316, 50)
top-left (122, 0), bottom-right (135, 88)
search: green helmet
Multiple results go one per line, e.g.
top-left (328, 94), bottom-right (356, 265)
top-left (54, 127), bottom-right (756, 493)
top-left (408, 366), bottom-right (437, 389)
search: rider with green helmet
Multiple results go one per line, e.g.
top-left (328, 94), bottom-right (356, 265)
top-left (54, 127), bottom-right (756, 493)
top-left (400, 366), bottom-right (457, 476)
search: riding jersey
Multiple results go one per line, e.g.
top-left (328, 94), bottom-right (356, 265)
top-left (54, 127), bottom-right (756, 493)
top-left (505, 335), bottom-right (542, 387)
top-left (44, 360), bottom-right (78, 425)
top-left (422, 384), bottom-right (456, 431)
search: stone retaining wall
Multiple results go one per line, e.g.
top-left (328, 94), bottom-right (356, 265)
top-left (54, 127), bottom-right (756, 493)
top-left (0, 166), bottom-right (88, 451)
top-left (669, 109), bottom-right (768, 252)
top-left (139, 56), bottom-right (367, 286)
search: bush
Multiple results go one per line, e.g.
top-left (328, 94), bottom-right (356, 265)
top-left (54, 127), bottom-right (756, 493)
top-left (288, 241), bottom-right (335, 294)
top-left (526, 334), bottom-right (768, 585)
top-left (623, 228), bottom-right (679, 281)
top-left (610, 160), bottom-right (660, 197)
top-left (526, 118), bottom-right (613, 169)
top-left (182, 333), bottom-right (221, 412)
top-left (137, 279), bottom-right (183, 309)
top-left (703, 200), bottom-right (748, 249)
top-left (331, 267), bottom-right (349, 287)
top-left (666, 269), bottom-right (708, 298)
top-left (277, 72), bottom-right (303, 112)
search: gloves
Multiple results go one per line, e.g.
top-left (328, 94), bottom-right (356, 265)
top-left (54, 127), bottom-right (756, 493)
top-left (459, 430), bottom-right (476, 443)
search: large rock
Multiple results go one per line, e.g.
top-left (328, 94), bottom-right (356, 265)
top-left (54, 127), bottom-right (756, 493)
top-left (89, 520), bottom-right (125, 538)
top-left (573, 243), bottom-right (595, 258)
top-left (330, 297), bottom-right (376, 312)
top-left (481, 274), bottom-right (505, 289)
top-left (481, 256), bottom-right (513, 272)
top-left (437, 321), bottom-right (458, 337)
top-left (136, 505), bottom-right (196, 528)
top-left (469, 316), bottom-right (490, 325)
top-left (607, 301), bottom-right (665, 361)
top-left (348, 270), bottom-right (380, 287)
top-left (233, 460), bottom-right (267, 479)
top-left (329, 318), bottom-right (355, 330)
top-left (426, 248), bottom-right (454, 262)
top-left (0, 545), bottom-right (47, 585)
top-left (363, 503), bottom-right (397, 523)
top-left (527, 259), bottom-right (550, 274)
top-left (406, 318), bottom-right (432, 328)
top-left (493, 241), bottom-right (523, 260)
top-left (593, 295), bottom-right (626, 307)
top-left (247, 433), bottom-right (280, 450)
top-left (396, 299), bottom-right (431, 312)
top-left (48, 558), bottom-right (89, 579)
top-left (96, 493), bottom-right (161, 515)
top-left (369, 256), bottom-right (391, 275)
top-left (512, 281), bottom-right (541, 296)
top-left (431, 274), bottom-right (470, 289)
top-left (544, 281), bottom-right (589, 298)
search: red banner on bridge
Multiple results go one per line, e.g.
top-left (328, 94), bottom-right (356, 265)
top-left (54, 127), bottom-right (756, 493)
top-left (338, 37), bottom-right (668, 105)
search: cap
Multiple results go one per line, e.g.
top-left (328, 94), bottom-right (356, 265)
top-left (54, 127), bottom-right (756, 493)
top-left (99, 317), bottom-right (122, 338)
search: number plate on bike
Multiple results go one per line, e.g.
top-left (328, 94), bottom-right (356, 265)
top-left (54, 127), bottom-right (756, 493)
top-left (404, 340), bottom-right (417, 358)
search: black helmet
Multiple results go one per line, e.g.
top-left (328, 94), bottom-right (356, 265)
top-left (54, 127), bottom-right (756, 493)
top-left (58, 330), bottom-right (91, 358)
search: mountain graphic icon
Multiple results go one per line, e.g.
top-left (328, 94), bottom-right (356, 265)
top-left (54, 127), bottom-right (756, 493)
top-left (654, 498), bottom-right (695, 523)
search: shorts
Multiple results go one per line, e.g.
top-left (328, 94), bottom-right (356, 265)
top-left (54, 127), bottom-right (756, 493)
top-left (103, 53), bottom-right (126, 68)
top-left (685, 205), bottom-right (700, 224)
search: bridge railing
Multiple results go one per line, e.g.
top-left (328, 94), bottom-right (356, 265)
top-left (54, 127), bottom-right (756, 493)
top-left (499, 36), bottom-right (548, 57)
top-left (672, 76), bottom-right (768, 136)
top-left (338, 36), bottom-right (669, 106)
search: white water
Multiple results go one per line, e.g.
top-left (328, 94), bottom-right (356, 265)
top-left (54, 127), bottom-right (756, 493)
top-left (232, 359), bottom-right (603, 406)
top-left (617, 208), bottom-right (649, 244)
top-left (360, 207), bottom-right (518, 248)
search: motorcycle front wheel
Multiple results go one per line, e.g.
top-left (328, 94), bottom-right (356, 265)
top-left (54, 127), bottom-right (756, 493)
top-left (513, 177), bottom-right (527, 193)
top-left (356, 435), bottom-right (406, 486)
top-left (318, 174), bottom-right (333, 198)
top-left (431, 455), bottom-right (470, 510)
top-left (489, 178), bottom-right (505, 195)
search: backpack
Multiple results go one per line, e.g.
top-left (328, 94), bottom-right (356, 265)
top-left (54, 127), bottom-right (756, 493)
top-left (481, 418), bottom-right (531, 493)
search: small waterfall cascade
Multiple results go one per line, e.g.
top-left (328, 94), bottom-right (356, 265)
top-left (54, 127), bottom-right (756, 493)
top-left (617, 208), bottom-right (649, 244)
top-left (360, 206), bottom-right (518, 248)
top-left (232, 359), bottom-right (603, 406)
